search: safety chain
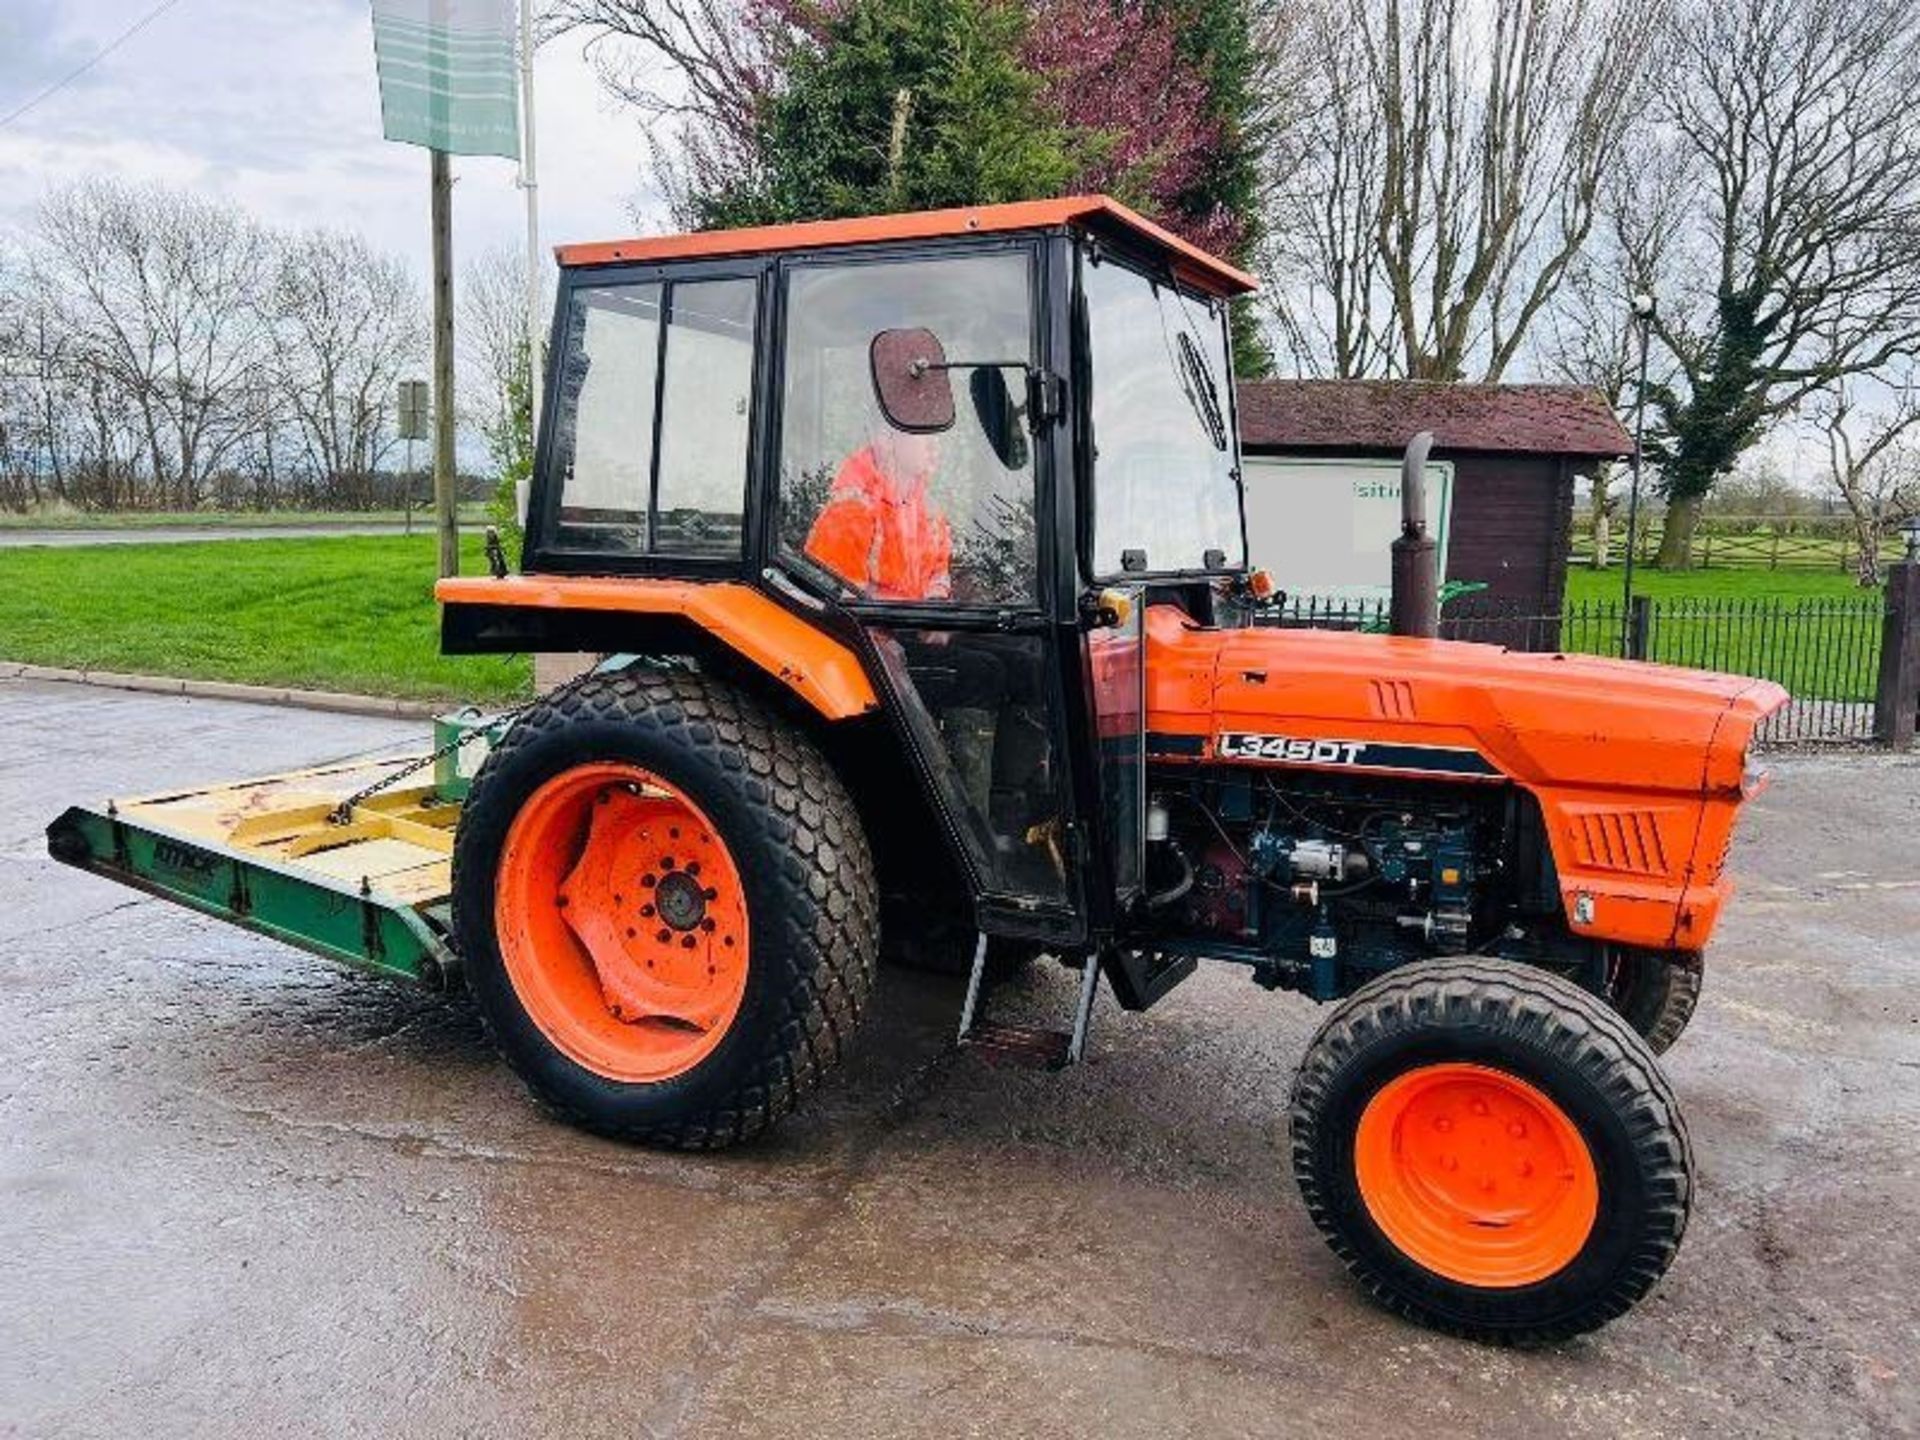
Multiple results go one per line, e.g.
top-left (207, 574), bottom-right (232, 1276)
top-left (326, 664), bottom-right (607, 825)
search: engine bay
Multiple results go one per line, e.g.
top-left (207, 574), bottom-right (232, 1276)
top-left (1142, 767), bottom-right (1564, 1000)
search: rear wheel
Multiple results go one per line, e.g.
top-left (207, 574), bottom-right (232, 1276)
top-left (1291, 958), bottom-right (1691, 1344)
top-left (453, 667), bottom-right (878, 1148)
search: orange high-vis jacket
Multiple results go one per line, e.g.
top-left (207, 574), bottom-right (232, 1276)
top-left (803, 446), bottom-right (953, 601)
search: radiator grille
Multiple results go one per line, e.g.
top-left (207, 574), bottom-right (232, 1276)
top-left (1569, 809), bottom-right (1673, 876)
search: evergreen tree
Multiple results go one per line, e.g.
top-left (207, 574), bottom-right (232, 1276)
top-left (677, 0), bottom-right (1274, 372)
top-left (694, 0), bottom-right (1076, 228)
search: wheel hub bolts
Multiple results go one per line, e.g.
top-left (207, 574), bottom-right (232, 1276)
top-left (655, 869), bottom-right (708, 932)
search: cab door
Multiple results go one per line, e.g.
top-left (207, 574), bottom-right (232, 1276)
top-left (767, 241), bottom-right (1086, 944)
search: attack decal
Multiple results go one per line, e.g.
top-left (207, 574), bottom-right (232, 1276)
top-left (1212, 733), bottom-right (1502, 778)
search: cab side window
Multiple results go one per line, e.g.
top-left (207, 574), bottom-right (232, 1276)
top-left (548, 276), bottom-right (758, 558)
top-left (550, 284), bottom-right (660, 552)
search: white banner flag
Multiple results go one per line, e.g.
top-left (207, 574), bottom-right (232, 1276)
top-left (372, 0), bottom-right (520, 159)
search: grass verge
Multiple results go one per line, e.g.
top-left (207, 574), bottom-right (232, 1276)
top-left (3, 536), bottom-right (1883, 708)
top-left (0, 534), bottom-right (528, 703)
top-left (0, 506), bottom-right (488, 531)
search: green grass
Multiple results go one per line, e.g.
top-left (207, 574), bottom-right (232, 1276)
top-left (1556, 565), bottom-right (1883, 702)
top-left (0, 534), bottom-right (529, 703)
top-left (2, 534), bottom-right (1883, 709)
top-left (0, 506), bottom-right (488, 531)
top-left (1562, 566), bottom-right (1877, 603)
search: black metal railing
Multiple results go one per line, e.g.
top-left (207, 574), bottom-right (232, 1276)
top-left (1260, 593), bottom-right (1888, 745)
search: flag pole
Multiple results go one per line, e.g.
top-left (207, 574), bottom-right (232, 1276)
top-left (431, 146), bottom-right (459, 579)
top-left (518, 0), bottom-right (541, 525)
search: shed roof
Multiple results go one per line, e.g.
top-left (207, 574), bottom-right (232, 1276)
top-left (556, 195), bottom-right (1257, 298)
top-left (1236, 380), bottom-right (1630, 459)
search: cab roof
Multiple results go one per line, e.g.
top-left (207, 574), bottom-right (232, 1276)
top-left (554, 195), bottom-right (1258, 298)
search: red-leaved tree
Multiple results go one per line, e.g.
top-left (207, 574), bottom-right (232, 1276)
top-left (1023, 0), bottom-right (1238, 254)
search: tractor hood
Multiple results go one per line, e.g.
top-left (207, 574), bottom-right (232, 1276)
top-left (1143, 607), bottom-right (1788, 798)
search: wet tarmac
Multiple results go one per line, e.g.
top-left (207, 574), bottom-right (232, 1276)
top-left (2, 677), bottom-right (1915, 1438)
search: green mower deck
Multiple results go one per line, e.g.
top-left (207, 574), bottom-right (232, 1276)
top-left (43, 714), bottom-right (506, 987)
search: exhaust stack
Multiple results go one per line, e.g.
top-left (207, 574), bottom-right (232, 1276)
top-left (1390, 430), bottom-right (1439, 638)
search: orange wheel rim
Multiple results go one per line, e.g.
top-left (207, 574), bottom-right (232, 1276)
top-left (494, 762), bottom-right (750, 1083)
top-left (1354, 1062), bottom-right (1599, 1288)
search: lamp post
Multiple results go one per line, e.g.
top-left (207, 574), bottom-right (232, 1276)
top-left (1901, 515), bottom-right (1920, 563)
top-left (1621, 290), bottom-right (1656, 655)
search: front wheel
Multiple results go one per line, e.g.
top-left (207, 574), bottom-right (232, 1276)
top-left (452, 667), bottom-right (878, 1149)
top-left (1290, 958), bottom-right (1692, 1344)
top-left (1606, 947), bottom-right (1703, 1054)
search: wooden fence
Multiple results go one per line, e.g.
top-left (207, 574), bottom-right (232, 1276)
top-left (1567, 522), bottom-right (1890, 573)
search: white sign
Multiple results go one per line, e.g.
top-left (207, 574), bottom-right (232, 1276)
top-left (1241, 456), bottom-right (1454, 601)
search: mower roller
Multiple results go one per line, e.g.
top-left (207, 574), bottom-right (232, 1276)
top-left (47, 196), bottom-right (1785, 1344)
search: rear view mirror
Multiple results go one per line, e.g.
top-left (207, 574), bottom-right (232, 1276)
top-left (969, 367), bottom-right (1029, 470)
top-left (870, 328), bottom-right (955, 433)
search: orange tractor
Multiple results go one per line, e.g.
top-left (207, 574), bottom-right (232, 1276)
top-left (48, 198), bottom-right (1785, 1343)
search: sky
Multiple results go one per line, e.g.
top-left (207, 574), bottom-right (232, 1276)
top-left (0, 0), bottom-right (669, 279)
top-left (0, 1), bottom-right (1858, 499)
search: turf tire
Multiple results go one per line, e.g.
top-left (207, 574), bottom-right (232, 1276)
top-left (452, 666), bottom-right (878, 1149)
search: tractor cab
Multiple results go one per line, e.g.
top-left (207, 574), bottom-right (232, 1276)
top-left (443, 197), bottom-right (1261, 954)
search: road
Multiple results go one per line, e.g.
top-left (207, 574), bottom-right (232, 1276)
top-left (1, 677), bottom-right (1915, 1439)
top-left (0, 524), bottom-right (419, 548)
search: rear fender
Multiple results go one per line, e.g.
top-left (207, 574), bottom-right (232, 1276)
top-left (437, 576), bottom-right (879, 721)
top-left (438, 575), bottom-right (979, 946)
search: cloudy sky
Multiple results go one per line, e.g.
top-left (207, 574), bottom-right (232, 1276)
top-left (0, 0), bottom-right (667, 276)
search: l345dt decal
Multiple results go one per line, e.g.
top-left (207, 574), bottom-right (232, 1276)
top-left (1209, 732), bottom-right (1503, 779)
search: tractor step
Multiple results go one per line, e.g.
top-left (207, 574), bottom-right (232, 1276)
top-left (964, 1021), bottom-right (1073, 1070)
top-left (955, 933), bottom-right (1103, 1068)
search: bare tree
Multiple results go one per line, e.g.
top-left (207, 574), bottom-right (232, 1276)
top-left (1813, 371), bottom-right (1920, 585)
top-left (27, 179), bottom-right (275, 508)
top-left (1263, 0), bottom-right (1663, 381)
top-left (460, 246), bottom-right (543, 435)
top-left (1620, 0), bottom-right (1920, 567)
top-left (4, 180), bottom-right (438, 514)
top-left (271, 230), bottom-right (425, 506)
top-left (1537, 246), bottom-right (1688, 567)
top-left (1259, 2), bottom-right (1395, 377)
top-left (0, 241), bottom-right (31, 509)
top-left (550, 0), bottom-right (792, 219)
top-left (2, 239), bottom-right (148, 510)
top-left (1541, 265), bottom-right (1635, 566)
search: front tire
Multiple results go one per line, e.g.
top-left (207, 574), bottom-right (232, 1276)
top-left (1606, 947), bottom-right (1703, 1054)
top-left (1290, 958), bottom-right (1691, 1344)
top-left (452, 667), bottom-right (878, 1149)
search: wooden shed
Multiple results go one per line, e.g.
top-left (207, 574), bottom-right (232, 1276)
top-left (1234, 381), bottom-right (1630, 618)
